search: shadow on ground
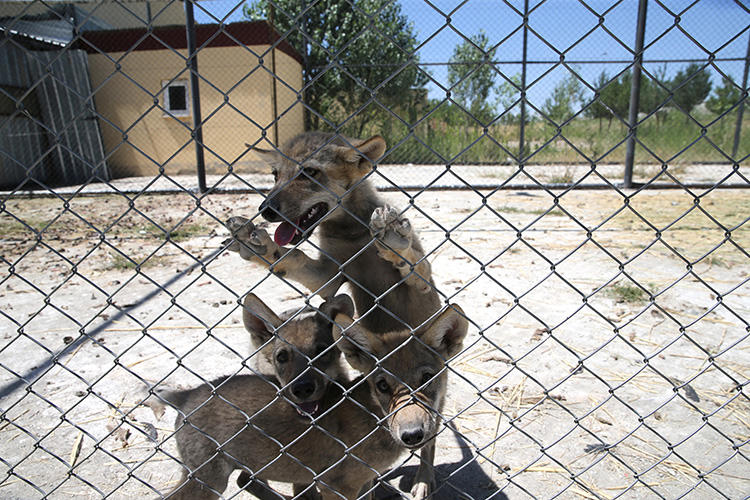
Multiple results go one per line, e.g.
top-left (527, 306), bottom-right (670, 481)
top-left (375, 425), bottom-right (507, 500)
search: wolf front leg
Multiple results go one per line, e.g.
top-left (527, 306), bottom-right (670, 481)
top-left (236, 473), bottom-right (288, 500)
top-left (411, 440), bottom-right (437, 500)
top-left (236, 471), bottom-right (321, 500)
top-left (166, 467), bottom-right (228, 500)
top-left (369, 206), bottom-right (433, 294)
top-left (225, 216), bottom-right (343, 297)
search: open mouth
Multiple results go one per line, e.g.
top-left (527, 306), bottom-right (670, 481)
top-left (294, 399), bottom-right (322, 418)
top-left (273, 202), bottom-right (328, 246)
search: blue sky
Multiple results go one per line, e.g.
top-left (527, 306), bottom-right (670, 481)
top-left (195, 0), bottom-right (749, 108)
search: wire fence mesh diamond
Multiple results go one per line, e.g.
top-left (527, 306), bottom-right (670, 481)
top-left (0, 0), bottom-right (748, 498)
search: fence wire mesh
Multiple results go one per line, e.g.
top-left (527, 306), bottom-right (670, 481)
top-left (0, 0), bottom-right (748, 499)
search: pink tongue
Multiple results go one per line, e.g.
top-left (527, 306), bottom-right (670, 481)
top-left (274, 221), bottom-right (298, 246)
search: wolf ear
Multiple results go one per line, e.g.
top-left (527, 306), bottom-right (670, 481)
top-left (333, 135), bottom-right (386, 167)
top-left (242, 294), bottom-right (283, 346)
top-left (247, 143), bottom-right (278, 165)
top-left (318, 294), bottom-right (355, 325)
top-left (420, 305), bottom-right (468, 359)
top-left (332, 314), bottom-right (377, 372)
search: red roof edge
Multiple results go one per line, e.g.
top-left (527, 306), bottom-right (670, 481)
top-left (75, 20), bottom-right (303, 64)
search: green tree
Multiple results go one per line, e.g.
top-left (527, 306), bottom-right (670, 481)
top-left (586, 70), bottom-right (629, 129)
top-left (610, 71), bottom-right (634, 121)
top-left (640, 64), bottom-right (670, 125)
top-left (446, 31), bottom-right (498, 125)
top-left (542, 71), bottom-right (584, 124)
top-left (670, 63), bottom-right (712, 119)
top-left (586, 70), bottom-right (612, 127)
top-left (588, 69), bottom-right (669, 129)
top-left (706, 77), bottom-right (742, 117)
top-left (496, 73), bottom-right (522, 123)
top-left (245, 0), bottom-right (426, 134)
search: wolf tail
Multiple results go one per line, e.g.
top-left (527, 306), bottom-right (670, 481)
top-left (144, 385), bottom-right (190, 420)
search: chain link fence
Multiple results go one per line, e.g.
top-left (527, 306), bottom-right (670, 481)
top-left (0, 0), bottom-right (748, 498)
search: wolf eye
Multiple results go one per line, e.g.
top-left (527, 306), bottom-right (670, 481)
top-left (420, 372), bottom-right (435, 386)
top-left (376, 379), bottom-right (390, 394)
top-left (276, 350), bottom-right (289, 363)
top-left (303, 167), bottom-right (319, 178)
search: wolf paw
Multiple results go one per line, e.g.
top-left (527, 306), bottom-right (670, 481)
top-left (224, 216), bottom-right (280, 262)
top-left (369, 205), bottom-right (412, 251)
top-left (410, 479), bottom-right (433, 500)
top-left (411, 458), bottom-right (436, 500)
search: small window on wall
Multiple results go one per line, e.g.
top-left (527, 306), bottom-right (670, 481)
top-left (162, 80), bottom-right (189, 117)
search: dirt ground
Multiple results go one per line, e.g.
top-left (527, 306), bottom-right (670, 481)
top-left (0, 186), bottom-right (748, 499)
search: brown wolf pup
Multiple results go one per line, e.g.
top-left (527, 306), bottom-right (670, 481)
top-left (225, 132), bottom-right (445, 498)
top-left (225, 132), bottom-right (441, 335)
top-left (240, 293), bottom-right (354, 419)
top-left (238, 293), bottom-right (353, 499)
top-left (154, 304), bottom-right (467, 500)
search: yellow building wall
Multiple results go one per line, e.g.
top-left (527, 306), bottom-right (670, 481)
top-left (87, 45), bottom-right (303, 177)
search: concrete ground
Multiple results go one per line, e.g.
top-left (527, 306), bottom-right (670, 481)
top-left (0, 183), bottom-right (748, 499)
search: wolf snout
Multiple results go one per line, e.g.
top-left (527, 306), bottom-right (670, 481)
top-left (399, 426), bottom-right (425, 447)
top-left (259, 196), bottom-right (282, 222)
top-left (291, 379), bottom-right (316, 400)
top-left (391, 398), bottom-right (434, 448)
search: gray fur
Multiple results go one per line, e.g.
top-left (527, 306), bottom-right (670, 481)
top-left (157, 305), bottom-right (468, 500)
top-left (227, 132), bottom-right (441, 335)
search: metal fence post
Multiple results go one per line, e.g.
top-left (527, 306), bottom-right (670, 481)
top-left (623, 0), bottom-right (648, 188)
top-left (302, 13), bottom-right (312, 131)
top-left (519, 0), bottom-right (529, 163)
top-left (185, 0), bottom-right (207, 193)
top-left (732, 32), bottom-right (750, 159)
top-left (269, 5), bottom-right (279, 146)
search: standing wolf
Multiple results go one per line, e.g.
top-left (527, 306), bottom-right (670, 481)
top-left (226, 132), bottom-right (441, 334)
top-left (225, 132), bottom-right (445, 498)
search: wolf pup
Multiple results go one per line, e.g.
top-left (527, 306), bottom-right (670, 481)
top-left (241, 293), bottom-right (355, 500)
top-left (154, 304), bottom-right (467, 500)
top-left (225, 132), bottom-right (441, 336)
top-left (226, 132), bottom-right (445, 498)
top-left (240, 293), bottom-right (354, 419)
